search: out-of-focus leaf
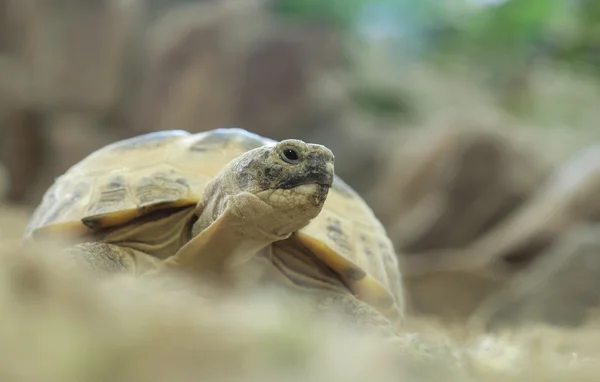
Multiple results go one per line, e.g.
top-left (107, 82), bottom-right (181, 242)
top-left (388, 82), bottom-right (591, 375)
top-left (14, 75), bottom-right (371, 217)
top-left (350, 85), bottom-right (413, 118)
top-left (271, 0), bottom-right (372, 28)
top-left (452, 0), bottom-right (569, 57)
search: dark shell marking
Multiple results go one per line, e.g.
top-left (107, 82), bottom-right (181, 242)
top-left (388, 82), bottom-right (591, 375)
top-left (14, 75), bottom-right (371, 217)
top-left (358, 233), bottom-right (389, 289)
top-left (343, 265), bottom-right (367, 281)
top-left (133, 172), bottom-right (191, 206)
top-left (325, 217), bottom-right (353, 255)
top-left (84, 176), bottom-right (130, 217)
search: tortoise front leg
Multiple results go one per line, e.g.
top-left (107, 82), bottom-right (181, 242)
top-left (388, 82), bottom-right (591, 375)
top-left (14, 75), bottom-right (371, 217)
top-left (315, 291), bottom-right (401, 333)
top-left (63, 242), bottom-right (161, 276)
top-left (314, 291), bottom-right (443, 359)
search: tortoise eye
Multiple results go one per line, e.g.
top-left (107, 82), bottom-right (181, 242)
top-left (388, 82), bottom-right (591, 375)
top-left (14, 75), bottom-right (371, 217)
top-left (281, 147), bottom-right (300, 164)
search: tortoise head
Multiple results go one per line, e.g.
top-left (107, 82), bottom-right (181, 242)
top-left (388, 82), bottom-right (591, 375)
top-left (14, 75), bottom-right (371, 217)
top-left (236, 139), bottom-right (334, 204)
top-left (194, 139), bottom-right (335, 241)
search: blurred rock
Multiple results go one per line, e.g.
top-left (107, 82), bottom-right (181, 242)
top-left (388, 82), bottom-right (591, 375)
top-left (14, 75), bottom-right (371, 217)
top-left (371, 121), bottom-right (550, 254)
top-left (0, 54), bottom-right (30, 105)
top-left (0, 111), bottom-right (44, 204)
top-left (129, 1), bottom-right (252, 135)
top-left (398, 142), bottom-right (600, 322)
top-left (402, 269), bottom-right (506, 325)
top-left (0, 0), bottom-right (8, 52)
top-left (470, 224), bottom-right (600, 331)
top-left (470, 142), bottom-right (600, 275)
top-left (367, 122), bottom-right (550, 322)
top-left (8, 0), bottom-right (146, 113)
top-left (130, 0), bottom-right (344, 141)
top-left (0, 162), bottom-right (7, 199)
top-left (0, 54), bottom-right (43, 204)
top-left (233, 22), bottom-right (344, 140)
top-left (401, 142), bottom-right (600, 280)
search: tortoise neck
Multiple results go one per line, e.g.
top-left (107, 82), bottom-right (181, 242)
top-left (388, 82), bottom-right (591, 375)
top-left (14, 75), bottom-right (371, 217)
top-left (257, 237), bottom-right (351, 294)
top-left (99, 206), bottom-right (196, 260)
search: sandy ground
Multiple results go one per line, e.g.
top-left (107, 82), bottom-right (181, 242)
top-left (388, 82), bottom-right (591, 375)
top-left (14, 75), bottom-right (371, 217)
top-left (0, 203), bottom-right (600, 382)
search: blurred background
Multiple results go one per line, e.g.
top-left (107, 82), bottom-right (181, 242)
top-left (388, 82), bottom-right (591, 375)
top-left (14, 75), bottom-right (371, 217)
top-left (3, 0), bottom-right (600, 332)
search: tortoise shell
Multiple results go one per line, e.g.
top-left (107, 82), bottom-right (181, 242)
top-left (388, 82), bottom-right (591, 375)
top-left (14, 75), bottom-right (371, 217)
top-left (25, 128), bottom-right (404, 320)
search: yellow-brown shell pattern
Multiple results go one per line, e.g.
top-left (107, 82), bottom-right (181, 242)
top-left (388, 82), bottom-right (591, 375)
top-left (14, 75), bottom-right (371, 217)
top-left (24, 128), bottom-right (273, 238)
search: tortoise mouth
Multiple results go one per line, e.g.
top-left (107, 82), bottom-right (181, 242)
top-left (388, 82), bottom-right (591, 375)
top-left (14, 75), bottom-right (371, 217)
top-left (270, 183), bottom-right (330, 208)
top-left (291, 183), bottom-right (329, 207)
top-left (276, 172), bottom-right (334, 190)
top-left (287, 183), bottom-right (330, 192)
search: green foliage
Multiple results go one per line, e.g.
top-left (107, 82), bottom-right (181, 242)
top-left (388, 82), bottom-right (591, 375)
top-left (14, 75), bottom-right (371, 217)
top-left (270, 0), bottom-right (372, 28)
top-left (350, 86), bottom-right (413, 118)
top-left (272, 0), bottom-right (600, 118)
top-left (463, 0), bottom-right (560, 47)
top-left (272, 0), bottom-right (600, 66)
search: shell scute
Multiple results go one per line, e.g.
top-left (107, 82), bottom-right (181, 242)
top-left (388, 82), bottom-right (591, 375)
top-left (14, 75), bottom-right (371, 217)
top-left (108, 130), bottom-right (190, 152)
top-left (133, 170), bottom-right (191, 207)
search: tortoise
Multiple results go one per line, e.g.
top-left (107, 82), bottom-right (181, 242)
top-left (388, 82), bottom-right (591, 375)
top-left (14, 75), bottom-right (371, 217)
top-left (24, 128), bottom-right (405, 331)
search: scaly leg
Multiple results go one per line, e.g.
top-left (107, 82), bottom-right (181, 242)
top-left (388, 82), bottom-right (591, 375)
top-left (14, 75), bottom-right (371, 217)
top-left (62, 241), bottom-right (240, 293)
top-left (313, 291), bottom-right (450, 360)
top-left (62, 242), bottom-right (161, 276)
